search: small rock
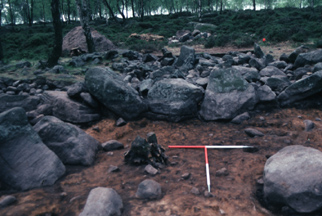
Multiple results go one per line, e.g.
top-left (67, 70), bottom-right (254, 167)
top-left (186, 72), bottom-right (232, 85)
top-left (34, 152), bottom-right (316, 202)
top-left (304, 120), bottom-right (314, 132)
top-left (256, 177), bottom-right (264, 185)
top-left (315, 118), bottom-right (321, 121)
top-left (259, 116), bottom-right (265, 121)
top-left (204, 190), bottom-right (214, 197)
top-left (190, 187), bottom-right (200, 195)
top-left (107, 152), bottom-right (114, 156)
top-left (136, 179), bottom-right (162, 200)
top-left (219, 208), bottom-right (226, 215)
top-left (181, 173), bottom-right (191, 180)
top-left (108, 165), bottom-right (120, 173)
top-left (0, 195), bottom-right (17, 208)
top-left (92, 126), bottom-right (100, 132)
top-left (244, 128), bottom-right (264, 137)
top-left (145, 164), bottom-right (158, 176)
top-left (102, 140), bottom-right (124, 151)
top-left (215, 168), bottom-right (229, 177)
top-left (60, 192), bottom-right (67, 200)
top-left (231, 112), bottom-right (250, 124)
top-left (115, 118), bottom-right (127, 127)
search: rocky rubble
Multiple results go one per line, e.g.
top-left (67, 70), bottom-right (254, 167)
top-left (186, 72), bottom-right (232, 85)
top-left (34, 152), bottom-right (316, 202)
top-left (1, 44), bottom-right (322, 214)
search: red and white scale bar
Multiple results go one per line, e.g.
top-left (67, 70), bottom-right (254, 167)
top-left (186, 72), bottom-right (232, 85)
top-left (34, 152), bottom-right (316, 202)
top-left (168, 145), bottom-right (255, 192)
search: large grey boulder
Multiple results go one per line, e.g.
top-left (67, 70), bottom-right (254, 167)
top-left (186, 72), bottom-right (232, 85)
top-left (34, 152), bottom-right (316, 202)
top-left (277, 71), bottom-right (322, 106)
top-left (0, 107), bottom-right (65, 191)
top-left (263, 75), bottom-right (291, 93)
top-left (259, 66), bottom-right (286, 77)
top-left (264, 145), bottom-right (322, 213)
top-left (256, 85), bottom-right (276, 102)
top-left (199, 67), bottom-right (257, 120)
top-left (147, 78), bottom-right (204, 122)
top-left (294, 49), bottom-right (322, 68)
top-left (174, 46), bottom-right (196, 71)
top-left (0, 94), bottom-right (40, 113)
top-left (85, 67), bottom-right (148, 120)
top-left (79, 187), bottom-right (123, 216)
top-left (232, 66), bottom-right (260, 82)
top-left (33, 116), bottom-right (99, 166)
top-left (41, 91), bottom-right (101, 124)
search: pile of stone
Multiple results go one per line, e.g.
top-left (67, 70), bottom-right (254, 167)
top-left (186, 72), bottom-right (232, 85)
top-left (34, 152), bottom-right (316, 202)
top-left (168, 27), bottom-right (212, 44)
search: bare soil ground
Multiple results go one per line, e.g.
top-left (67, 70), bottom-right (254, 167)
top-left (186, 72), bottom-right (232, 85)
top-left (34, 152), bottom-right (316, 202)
top-left (1, 107), bottom-right (322, 216)
top-left (1, 43), bottom-right (321, 216)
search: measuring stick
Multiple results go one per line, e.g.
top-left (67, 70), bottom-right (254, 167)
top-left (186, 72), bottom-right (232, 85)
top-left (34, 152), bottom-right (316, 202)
top-left (168, 145), bottom-right (255, 192)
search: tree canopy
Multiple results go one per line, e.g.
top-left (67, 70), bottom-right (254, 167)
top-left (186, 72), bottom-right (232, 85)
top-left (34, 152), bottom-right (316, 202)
top-left (0, 0), bottom-right (321, 26)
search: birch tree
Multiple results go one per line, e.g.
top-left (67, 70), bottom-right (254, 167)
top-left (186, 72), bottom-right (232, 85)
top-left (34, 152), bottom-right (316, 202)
top-left (76, 0), bottom-right (95, 52)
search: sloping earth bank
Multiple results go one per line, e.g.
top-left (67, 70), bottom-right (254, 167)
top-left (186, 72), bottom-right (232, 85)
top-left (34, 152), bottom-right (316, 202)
top-left (1, 106), bottom-right (322, 216)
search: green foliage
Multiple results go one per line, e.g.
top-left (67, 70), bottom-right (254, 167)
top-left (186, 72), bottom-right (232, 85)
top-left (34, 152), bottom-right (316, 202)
top-left (205, 34), bottom-right (230, 48)
top-left (291, 31), bottom-right (308, 42)
top-left (232, 34), bottom-right (254, 48)
top-left (125, 37), bottom-right (167, 52)
top-left (314, 40), bottom-right (322, 48)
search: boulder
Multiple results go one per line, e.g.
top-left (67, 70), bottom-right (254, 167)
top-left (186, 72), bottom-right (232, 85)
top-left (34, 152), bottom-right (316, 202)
top-left (124, 136), bottom-right (150, 165)
top-left (259, 66), bottom-right (286, 77)
top-left (41, 91), bottom-right (101, 124)
top-left (67, 82), bottom-right (86, 98)
top-left (85, 67), bottom-right (148, 120)
top-left (256, 85), bottom-right (276, 102)
top-left (33, 116), bottom-right (99, 166)
top-left (0, 107), bottom-right (65, 191)
top-left (199, 67), bottom-right (257, 120)
top-left (313, 62), bottom-right (322, 72)
top-left (263, 75), bottom-right (291, 93)
top-left (268, 61), bottom-right (288, 69)
top-left (136, 179), bottom-right (162, 200)
top-left (293, 67), bottom-right (311, 80)
top-left (175, 46), bottom-right (196, 71)
top-left (79, 187), bottom-right (123, 216)
top-left (277, 71), bottom-right (322, 106)
top-left (264, 145), bottom-right (322, 213)
top-left (62, 26), bottom-right (115, 54)
top-left (0, 94), bottom-right (40, 113)
top-left (232, 66), bottom-right (260, 82)
top-left (254, 43), bottom-right (265, 58)
top-left (294, 49), bottom-right (322, 68)
top-left (147, 78), bottom-right (204, 122)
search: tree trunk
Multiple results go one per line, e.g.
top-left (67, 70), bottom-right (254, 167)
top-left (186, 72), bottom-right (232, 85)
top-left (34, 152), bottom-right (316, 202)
top-left (253, 0), bottom-right (256, 11)
top-left (26, 0), bottom-right (34, 26)
top-left (8, 0), bottom-right (15, 26)
top-left (220, 0), bottom-right (223, 13)
top-left (125, 0), bottom-right (128, 18)
top-left (140, 0), bottom-right (144, 20)
top-left (102, 0), bottom-right (118, 22)
top-left (0, 0), bottom-right (3, 27)
top-left (76, 0), bottom-right (96, 53)
top-left (42, 0), bottom-right (46, 25)
top-left (131, 0), bottom-right (135, 17)
top-left (47, 0), bottom-right (62, 67)
top-left (117, 0), bottom-right (126, 22)
top-left (198, 0), bottom-right (201, 21)
top-left (67, 0), bottom-right (71, 23)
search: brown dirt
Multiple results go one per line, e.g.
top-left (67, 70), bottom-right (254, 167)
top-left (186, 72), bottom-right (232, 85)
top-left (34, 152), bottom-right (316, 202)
top-left (1, 107), bottom-right (322, 216)
top-left (162, 41), bottom-right (298, 59)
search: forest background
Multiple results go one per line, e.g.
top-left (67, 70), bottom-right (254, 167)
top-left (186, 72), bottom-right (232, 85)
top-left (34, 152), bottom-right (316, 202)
top-left (0, 0), bottom-right (322, 63)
